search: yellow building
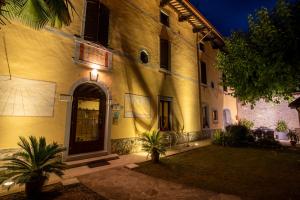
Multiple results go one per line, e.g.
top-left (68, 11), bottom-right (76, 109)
top-left (0, 0), bottom-right (237, 160)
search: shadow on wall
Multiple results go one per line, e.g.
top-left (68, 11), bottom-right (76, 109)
top-left (118, 25), bottom-right (185, 137)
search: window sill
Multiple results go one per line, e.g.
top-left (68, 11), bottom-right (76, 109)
top-left (159, 68), bottom-right (172, 75)
top-left (201, 83), bottom-right (208, 88)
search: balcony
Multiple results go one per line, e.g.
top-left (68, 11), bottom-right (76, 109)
top-left (73, 37), bottom-right (112, 71)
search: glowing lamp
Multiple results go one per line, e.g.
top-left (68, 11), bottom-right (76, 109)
top-left (90, 69), bottom-right (99, 82)
top-left (3, 181), bottom-right (14, 188)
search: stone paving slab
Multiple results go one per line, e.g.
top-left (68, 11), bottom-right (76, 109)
top-left (78, 167), bottom-right (241, 200)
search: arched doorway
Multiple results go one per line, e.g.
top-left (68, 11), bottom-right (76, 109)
top-left (69, 83), bottom-right (107, 155)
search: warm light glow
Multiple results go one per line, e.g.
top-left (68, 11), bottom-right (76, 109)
top-left (195, 143), bottom-right (199, 146)
top-left (90, 69), bottom-right (99, 82)
top-left (91, 63), bottom-right (100, 69)
top-left (3, 181), bottom-right (14, 187)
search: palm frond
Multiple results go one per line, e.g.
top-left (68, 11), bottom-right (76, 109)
top-left (0, 136), bottom-right (66, 188)
top-left (3, 0), bottom-right (75, 29)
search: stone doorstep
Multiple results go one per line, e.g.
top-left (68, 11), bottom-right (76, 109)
top-left (65, 154), bottom-right (119, 169)
top-left (61, 178), bottom-right (80, 186)
top-left (125, 163), bottom-right (139, 169)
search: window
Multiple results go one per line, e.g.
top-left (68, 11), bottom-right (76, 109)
top-left (212, 110), bottom-right (218, 123)
top-left (160, 11), bottom-right (169, 27)
top-left (201, 61), bottom-right (207, 85)
top-left (211, 81), bottom-right (215, 89)
top-left (223, 109), bottom-right (232, 128)
top-left (202, 105), bottom-right (209, 129)
top-left (84, 0), bottom-right (110, 47)
top-left (140, 50), bottom-right (149, 64)
top-left (159, 97), bottom-right (172, 131)
top-left (160, 39), bottom-right (170, 71)
top-left (199, 43), bottom-right (205, 52)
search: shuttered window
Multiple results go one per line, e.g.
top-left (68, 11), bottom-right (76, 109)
top-left (159, 99), bottom-right (172, 131)
top-left (160, 39), bottom-right (170, 71)
top-left (201, 61), bottom-right (207, 85)
top-left (84, 0), bottom-right (110, 47)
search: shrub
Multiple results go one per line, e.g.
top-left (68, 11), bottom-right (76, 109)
top-left (276, 120), bottom-right (288, 132)
top-left (225, 124), bottom-right (251, 147)
top-left (140, 130), bottom-right (166, 163)
top-left (213, 130), bottom-right (226, 146)
top-left (0, 136), bottom-right (66, 198)
top-left (254, 138), bottom-right (281, 149)
top-left (239, 119), bottom-right (254, 130)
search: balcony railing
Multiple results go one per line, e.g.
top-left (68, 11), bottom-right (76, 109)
top-left (73, 37), bottom-right (112, 71)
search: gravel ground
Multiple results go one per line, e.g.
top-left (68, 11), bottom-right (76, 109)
top-left (0, 183), bottom-right (107, 200)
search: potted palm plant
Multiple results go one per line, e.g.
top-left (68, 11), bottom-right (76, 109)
top-left (287, 130), bottom-right (299, 146)
top-left (140, 130), bottom-right (166, 163)
top-left (0, 136), bottom-right (66, 198)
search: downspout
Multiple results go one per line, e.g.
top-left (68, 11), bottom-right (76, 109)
top-left (197, 29), bottom-right (212, 135)
top-left (196, 33), bottom-right (203, 134)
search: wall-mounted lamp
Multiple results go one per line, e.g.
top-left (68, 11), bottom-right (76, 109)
top-left (90, 69), bottom-right (99, 82)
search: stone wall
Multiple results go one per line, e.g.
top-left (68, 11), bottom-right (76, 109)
top-left (238, 99), bottom-right (300, 130)
top-left (0, 148), bottom-right (19, 165)
top-left (111, 130), bottom-right (214, 155)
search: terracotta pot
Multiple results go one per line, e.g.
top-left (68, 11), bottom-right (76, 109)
top-left (25, 178), bottom-right (45, 198)
top-left (151, 150), bottom-right (160, 163)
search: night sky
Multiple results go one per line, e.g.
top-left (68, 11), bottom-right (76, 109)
top-left (190, 0), bottom-right (277, 36)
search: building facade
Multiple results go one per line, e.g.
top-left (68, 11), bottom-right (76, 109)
top-left (0, 0), bottom-right (237, 160)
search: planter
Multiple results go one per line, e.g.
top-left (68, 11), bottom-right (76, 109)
top-left (151, 151), bottom-right (160, 163)
top-left (290, 141), bottom-right (297, 147)
top-left (25, 178), bottom-right (46, 198)
top-left (275, 132), bottom-right (288, 140)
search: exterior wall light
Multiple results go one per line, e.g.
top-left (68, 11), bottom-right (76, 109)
top-left (90, 69), bottom-right (99, 82)
top-left (3, 181), bottom-right (14, 189)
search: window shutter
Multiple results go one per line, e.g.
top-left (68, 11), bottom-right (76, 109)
top-left (84, 0), bottom-right (100, 42)
top-left (160, 39), bottom-right (170, 70)
top-left (99, 3), bottom-right (110, 47)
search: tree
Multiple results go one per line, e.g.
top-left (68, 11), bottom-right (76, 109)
top-left (217, 0), bottom-right (300, 104)
top-left (0, 0), bottom-right (75, 29)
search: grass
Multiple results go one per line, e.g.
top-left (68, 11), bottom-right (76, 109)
top-left (134, 145), bottom-right (300, 200)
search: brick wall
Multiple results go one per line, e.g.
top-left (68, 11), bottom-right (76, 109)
top-left (238, 99), bottom-right (300, 130)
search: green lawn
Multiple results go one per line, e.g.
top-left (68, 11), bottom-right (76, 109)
top-left (134, 145), bottom-right (300, 200)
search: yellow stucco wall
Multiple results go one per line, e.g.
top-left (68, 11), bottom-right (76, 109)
top-left (0, 0), bottom-right (237, 150)
top-left (200, 42), bottom-right (237, 129)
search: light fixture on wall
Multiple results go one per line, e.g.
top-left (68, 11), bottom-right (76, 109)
top-left (90, 69), bottom-right (99, 82)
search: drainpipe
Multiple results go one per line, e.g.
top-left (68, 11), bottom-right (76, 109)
top-left (197, 29), bottom-right (212, 136)
top-left (196, 33), bottom-right (203, 135)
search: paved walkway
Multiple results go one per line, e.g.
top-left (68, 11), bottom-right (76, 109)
top-left (0, 139), bottom-right (240, 199)
top-left (79, 167), bottom-right (240, 200)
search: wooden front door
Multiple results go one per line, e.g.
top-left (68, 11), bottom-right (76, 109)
top-left (69, 83), bottom-right (106, 155)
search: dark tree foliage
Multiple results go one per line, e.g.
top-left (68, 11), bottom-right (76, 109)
top-left (218, 0), bottom-right (300, 104)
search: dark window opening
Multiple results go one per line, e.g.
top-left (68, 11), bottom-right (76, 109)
top-left (201, 61), bottom-right (207, 85)
top-left (160, 11), bottom-right (169, 27)
top-left (160, 39), bottom-right (170, 71)
top-left (202, 105), bottom-right (209, 129)
top-left (199, 43), bottom-right (205, 52)
top-left (212, 110), bottom-right (218, 122)
top-left (211, 81), bottom-right (215, 89)
top-left (159, 99), bottom-right (171, 131)
top-left (140, 51), bottom-right (149, 64)
top-left (84, 0), bottom-right (110, 47)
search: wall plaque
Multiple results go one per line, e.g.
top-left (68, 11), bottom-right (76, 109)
top-left (0, 76), bottom-right (56, 117)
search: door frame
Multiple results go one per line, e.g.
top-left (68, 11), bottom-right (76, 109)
top-left (63, 78), bottom-right (112, 160)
